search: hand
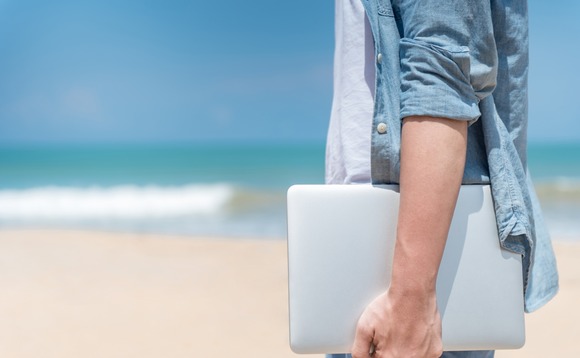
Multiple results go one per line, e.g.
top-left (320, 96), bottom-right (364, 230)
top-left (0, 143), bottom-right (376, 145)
top-left (351, 288), bottom-right (443, 358)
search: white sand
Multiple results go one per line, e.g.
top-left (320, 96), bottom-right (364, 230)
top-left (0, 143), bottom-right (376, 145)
top-left (0, 229), bottom-right (577, 357)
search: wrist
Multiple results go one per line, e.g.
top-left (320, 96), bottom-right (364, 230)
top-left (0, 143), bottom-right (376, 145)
top-left (389, 233), bottom-right (443, 295)
top-left (386, 282), bottom-right (438, 311)
top-left (390, 253), bottom-right (439, 295)
top-left (388, 278), bottom-right (437, 298)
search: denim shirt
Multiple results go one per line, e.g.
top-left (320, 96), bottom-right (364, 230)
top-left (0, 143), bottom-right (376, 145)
top-left (361, 0), bottom-right (558, 312)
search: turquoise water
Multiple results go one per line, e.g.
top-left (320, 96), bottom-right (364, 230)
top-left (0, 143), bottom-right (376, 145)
top-left (528, 143), bottom-right (580, 180)
top-left (0, 143), bottom-right (326, 237)
top-left (0, 143), bottom-right (326, 189)
top-left (0, 142), bottom-right (579, 238)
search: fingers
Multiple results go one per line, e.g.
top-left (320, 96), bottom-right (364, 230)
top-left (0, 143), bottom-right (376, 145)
top-left (351, 320), bottom-right (374, 358)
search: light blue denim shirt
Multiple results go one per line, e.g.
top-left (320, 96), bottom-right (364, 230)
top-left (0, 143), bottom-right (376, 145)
top-left (362, 0), bottom-right (558, 312)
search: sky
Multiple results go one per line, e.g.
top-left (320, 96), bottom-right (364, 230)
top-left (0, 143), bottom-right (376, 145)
top-left (0, 0), bottom-right (578, 145)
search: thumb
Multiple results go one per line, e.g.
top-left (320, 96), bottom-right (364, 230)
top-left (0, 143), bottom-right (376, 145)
top-left (351, 320), bottom-right (374, 358)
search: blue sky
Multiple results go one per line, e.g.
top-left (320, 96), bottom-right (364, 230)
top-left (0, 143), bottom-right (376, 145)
top-left (0, 0), bottom-right (578, 145)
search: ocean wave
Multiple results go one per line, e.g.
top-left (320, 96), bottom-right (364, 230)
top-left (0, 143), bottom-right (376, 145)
top-left (0, 184), bottom-right (251, 221)
top-left (534, 177), bottom-right (580, 201)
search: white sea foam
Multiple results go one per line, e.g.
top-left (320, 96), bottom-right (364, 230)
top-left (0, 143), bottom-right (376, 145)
top-left (0, 184), bottom-right (236, 220)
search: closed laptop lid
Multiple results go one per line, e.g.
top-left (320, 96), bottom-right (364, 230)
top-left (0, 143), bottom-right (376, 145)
top-left (287, 184), bottom-right (524, 354)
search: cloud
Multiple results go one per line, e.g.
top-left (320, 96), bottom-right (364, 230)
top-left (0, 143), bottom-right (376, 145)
top-left (60, 87), bottom-right (101, 118)
top-left (3, 86), bottom-right (102, 123)
top-left (210, 106), bottom-right (234, 127)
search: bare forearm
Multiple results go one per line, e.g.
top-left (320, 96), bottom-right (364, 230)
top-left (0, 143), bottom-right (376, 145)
top-left (391, 115), bottom-right (468, 294)
top-left (351, 116), bottom-right (468, 357)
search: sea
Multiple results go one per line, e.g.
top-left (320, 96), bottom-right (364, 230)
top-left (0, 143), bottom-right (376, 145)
top-left (0, 142), bottom-right (579, 240)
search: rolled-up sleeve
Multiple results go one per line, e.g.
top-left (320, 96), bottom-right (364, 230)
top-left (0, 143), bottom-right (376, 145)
top-left (395, 0), bottom-right (498, 124)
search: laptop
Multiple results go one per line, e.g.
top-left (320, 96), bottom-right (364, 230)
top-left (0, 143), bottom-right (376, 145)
top-left (287, 184), bottom-right (524, 354)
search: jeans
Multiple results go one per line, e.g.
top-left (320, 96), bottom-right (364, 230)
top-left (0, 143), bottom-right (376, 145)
top-left (327, 351), bottom-right (494, 358)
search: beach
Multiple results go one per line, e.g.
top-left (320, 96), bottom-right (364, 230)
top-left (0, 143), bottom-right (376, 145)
top-left (0, 229), bottom-right (577, 357)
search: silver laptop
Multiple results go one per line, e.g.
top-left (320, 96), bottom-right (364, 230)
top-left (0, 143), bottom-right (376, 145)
top-left (287, 184), bottom-right (524, 354)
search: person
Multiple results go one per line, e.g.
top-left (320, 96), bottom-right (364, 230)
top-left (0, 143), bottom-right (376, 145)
top-left (325, 1), bottom-right (559, 357)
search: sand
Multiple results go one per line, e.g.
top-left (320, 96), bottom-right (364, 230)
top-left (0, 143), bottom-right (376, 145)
top-left (0, 229), bottom-right (577, 357)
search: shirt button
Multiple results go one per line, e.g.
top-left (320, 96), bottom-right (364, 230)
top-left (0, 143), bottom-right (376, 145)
top-left (377, 53), bottom-right (383, 64)
top-left (376, 122), bottom-right (387, 134)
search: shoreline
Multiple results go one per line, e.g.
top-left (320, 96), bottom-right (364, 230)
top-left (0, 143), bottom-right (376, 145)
top-left (0, 229), bottom-right (577, 357)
